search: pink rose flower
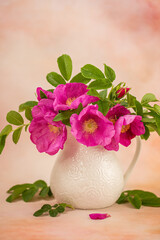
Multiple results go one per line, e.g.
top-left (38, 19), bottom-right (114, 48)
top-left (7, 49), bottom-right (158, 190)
top-left (116, 87), bottom-right (130, 98)
top-left (36, 87), bottom-right (54, 101)
top-left (53, 83), bottom-right (99, 111)
top-left (105, 104), bottom-right (145, 151)
top-left (89, 213), bottom-right (111, 220)
top-left (70, 105), bottom-right (115, 147)
top-left (29, 102), bottom-right (67, 155)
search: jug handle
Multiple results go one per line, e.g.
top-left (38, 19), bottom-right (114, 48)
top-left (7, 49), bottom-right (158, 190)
top-left (124, 136), bottom-right (141, 183)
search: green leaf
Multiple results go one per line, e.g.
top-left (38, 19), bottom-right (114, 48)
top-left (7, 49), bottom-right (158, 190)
top-left (74, 103), bottom-right (83, 115)
top-left (146, 123), bottom-right (157, 132)
top-left (6, 192), bottom-right (20, 203)
top-left (53, 110), bottom-right (73, 122)
top-left (12, 126), bottom-right (23, 144)
top-left (116, 192), bottom-right (128, 204)
top-left (126, 190), bottom-right (157, 199)
top-left (41, 204), bottom-right (52, 211)
top-left (46, 72), bottom-right (66, 87)
top-left (88, 79), bottom-right (112, 90)
top-left (97, 100), bottom-right (110, 116)
top-left (104, 64), bottom-right (116, 82)
top-left (39, 186), bottom-right (49, 197)
top-left (81, 64), bottom-right (105, 79)
top-left (22, 187), bottom-right (38, 202)
top-left (0, 135), bottom-right (7, 154)
top-left (33, 209), bottom-right (44, 217)
top-left (6, 111), bottom-right (24, 126)
top-left (40, 90), bottom-right (47, 99)
top-left (154, 104), bottom-right (160, 115)
top-left (0, 125), bottom-right (12, 137)
top-left (53, 204), bottom-right (59, 208)
top-left (49, 209), bottom-right (58, 217)
top-left (135, 100), bottom-right (143, 116)
top-left (59, 203), bottom-right (74, 209)
top-left (62, 119), bottom-right (71, 127)
top-left (142, 197), bottom-right (160, 207)
top-left (70, 73), bottom-right (91, 84)
top-left (7, 184), bottom-right (33, 193)
top-left (34, 180), bottom-right (47, 188)
top-left (25, 125), bottom-right (29, 132)
top-left (128, 194), bottom-right (142, 209)
top-left (57, 54), bottom-right (72, 80)
top-left (99, 89), bottom-right (107, 99)
top-left (0, 125), bottom-right (12, 154)
top-left (65, 204), bottom-right (74, 209)
top-left (141, 125), bottom-right (150, 140)
top-left (6, 195), bottom-right (14, 203)
top-left (47, 89), bottom-right (54, 93)
top-left (48, 187), bottom-right (53, 197)
top-left (56, 206), bottom-right (65, 213)
top-left (87, 89), bottom-right (101, 98)
top-left (155, 118), bottom-right (160, 135)
top-left (127, 93), bottom-right (136, 107)
top-left (19, 101), bottom-right (38, 112)
top-left (25, 108), bottom-right (33, 121)
top-left (142, 118), bottom-right (155, 123)
top-left (141, 93), bottom-right (158, 105)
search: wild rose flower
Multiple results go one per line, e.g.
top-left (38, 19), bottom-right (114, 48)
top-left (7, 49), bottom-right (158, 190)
top-left (105, 104), bottom-right (145, 151)
top-left (70, 105), bottom-right (115, 147)
top-left (37, 87), bottom-right (54, 101)
top-left (116, 87), bottom-right (130, 99)
top-left (29, 103), bottom-right (67, 155)
top-left (53, 83), bottom-right (99, 111)
top-left (89, 213), bottom-right (111, 220)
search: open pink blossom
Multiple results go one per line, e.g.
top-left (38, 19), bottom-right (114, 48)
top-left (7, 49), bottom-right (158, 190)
top-left (89, 213), bottom-right (111, 220)
top-left (105, 104), bottom-right (145, 151)
top-left (29, 103), bottom-right (67, 155)
top-left (116, 87), bottom-right (130, 99)
top-left (37, 87), bottom-right (54, 101)
top-left (70, 105), bottom-right (115, 147)
top-left (53, 83), bottom-right (99, 111)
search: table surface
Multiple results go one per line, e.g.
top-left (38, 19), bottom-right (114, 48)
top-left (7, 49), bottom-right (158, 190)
top-left (1, 185), bottom-right (160, 240)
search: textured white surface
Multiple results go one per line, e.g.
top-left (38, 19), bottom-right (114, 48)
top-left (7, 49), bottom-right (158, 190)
top-left (50, 131), bottom-right (124, 209)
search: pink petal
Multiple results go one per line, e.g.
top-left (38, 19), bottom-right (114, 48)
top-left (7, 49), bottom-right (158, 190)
top-left (89, 213), bottom-right (111, 220)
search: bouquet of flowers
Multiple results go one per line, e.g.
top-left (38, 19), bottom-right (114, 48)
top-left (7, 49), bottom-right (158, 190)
top-left (1, 54), bottom-right (159, 155)
top-left (1, 54), bottom-right (160, 218)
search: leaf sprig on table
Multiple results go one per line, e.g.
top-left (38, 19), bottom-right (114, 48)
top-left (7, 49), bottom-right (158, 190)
top-left (116, 190), bottom-right (160, 209)
top-left (6, 180), bottom-right (53, 203)
top-left (34, 203), bottom-right (74, 217)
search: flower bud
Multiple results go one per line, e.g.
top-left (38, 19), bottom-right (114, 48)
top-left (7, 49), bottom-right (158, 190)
top-left (116, 88), bottom-right (130, 99)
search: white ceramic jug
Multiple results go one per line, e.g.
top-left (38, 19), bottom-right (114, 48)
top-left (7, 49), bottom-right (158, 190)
top-left (50, 130), bottom-right (141, 209)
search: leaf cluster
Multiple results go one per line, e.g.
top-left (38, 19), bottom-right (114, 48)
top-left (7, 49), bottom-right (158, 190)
top-left (33, 203), bottom-right (74, 217)
top-left (0, 101), bottom-right (38, 154)
top-left (6, 180), bottom-right (53, 203)
top-left (116, 189), bottom-right (160, 209)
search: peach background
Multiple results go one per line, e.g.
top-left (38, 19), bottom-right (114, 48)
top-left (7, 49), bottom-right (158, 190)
top-left (0, 0), bottom-right (160, 239)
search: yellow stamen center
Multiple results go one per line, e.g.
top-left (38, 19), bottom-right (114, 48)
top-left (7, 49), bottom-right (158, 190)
top-left (83, 119), bottom-right (98, 134)
top-left (121, 124), bottom-right (130, 133)
top-left (66, 97), bottom-right (76, 106)
top-left (109, 118), bottom-right (116, 125)
top-left (109, 116), bottom-right (118, 125)
top-left (48, 125), bottom-right (61, 134)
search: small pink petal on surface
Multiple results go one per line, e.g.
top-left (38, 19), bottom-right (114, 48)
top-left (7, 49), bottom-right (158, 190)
top-left (89, 213), bottom-right (111, 220)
